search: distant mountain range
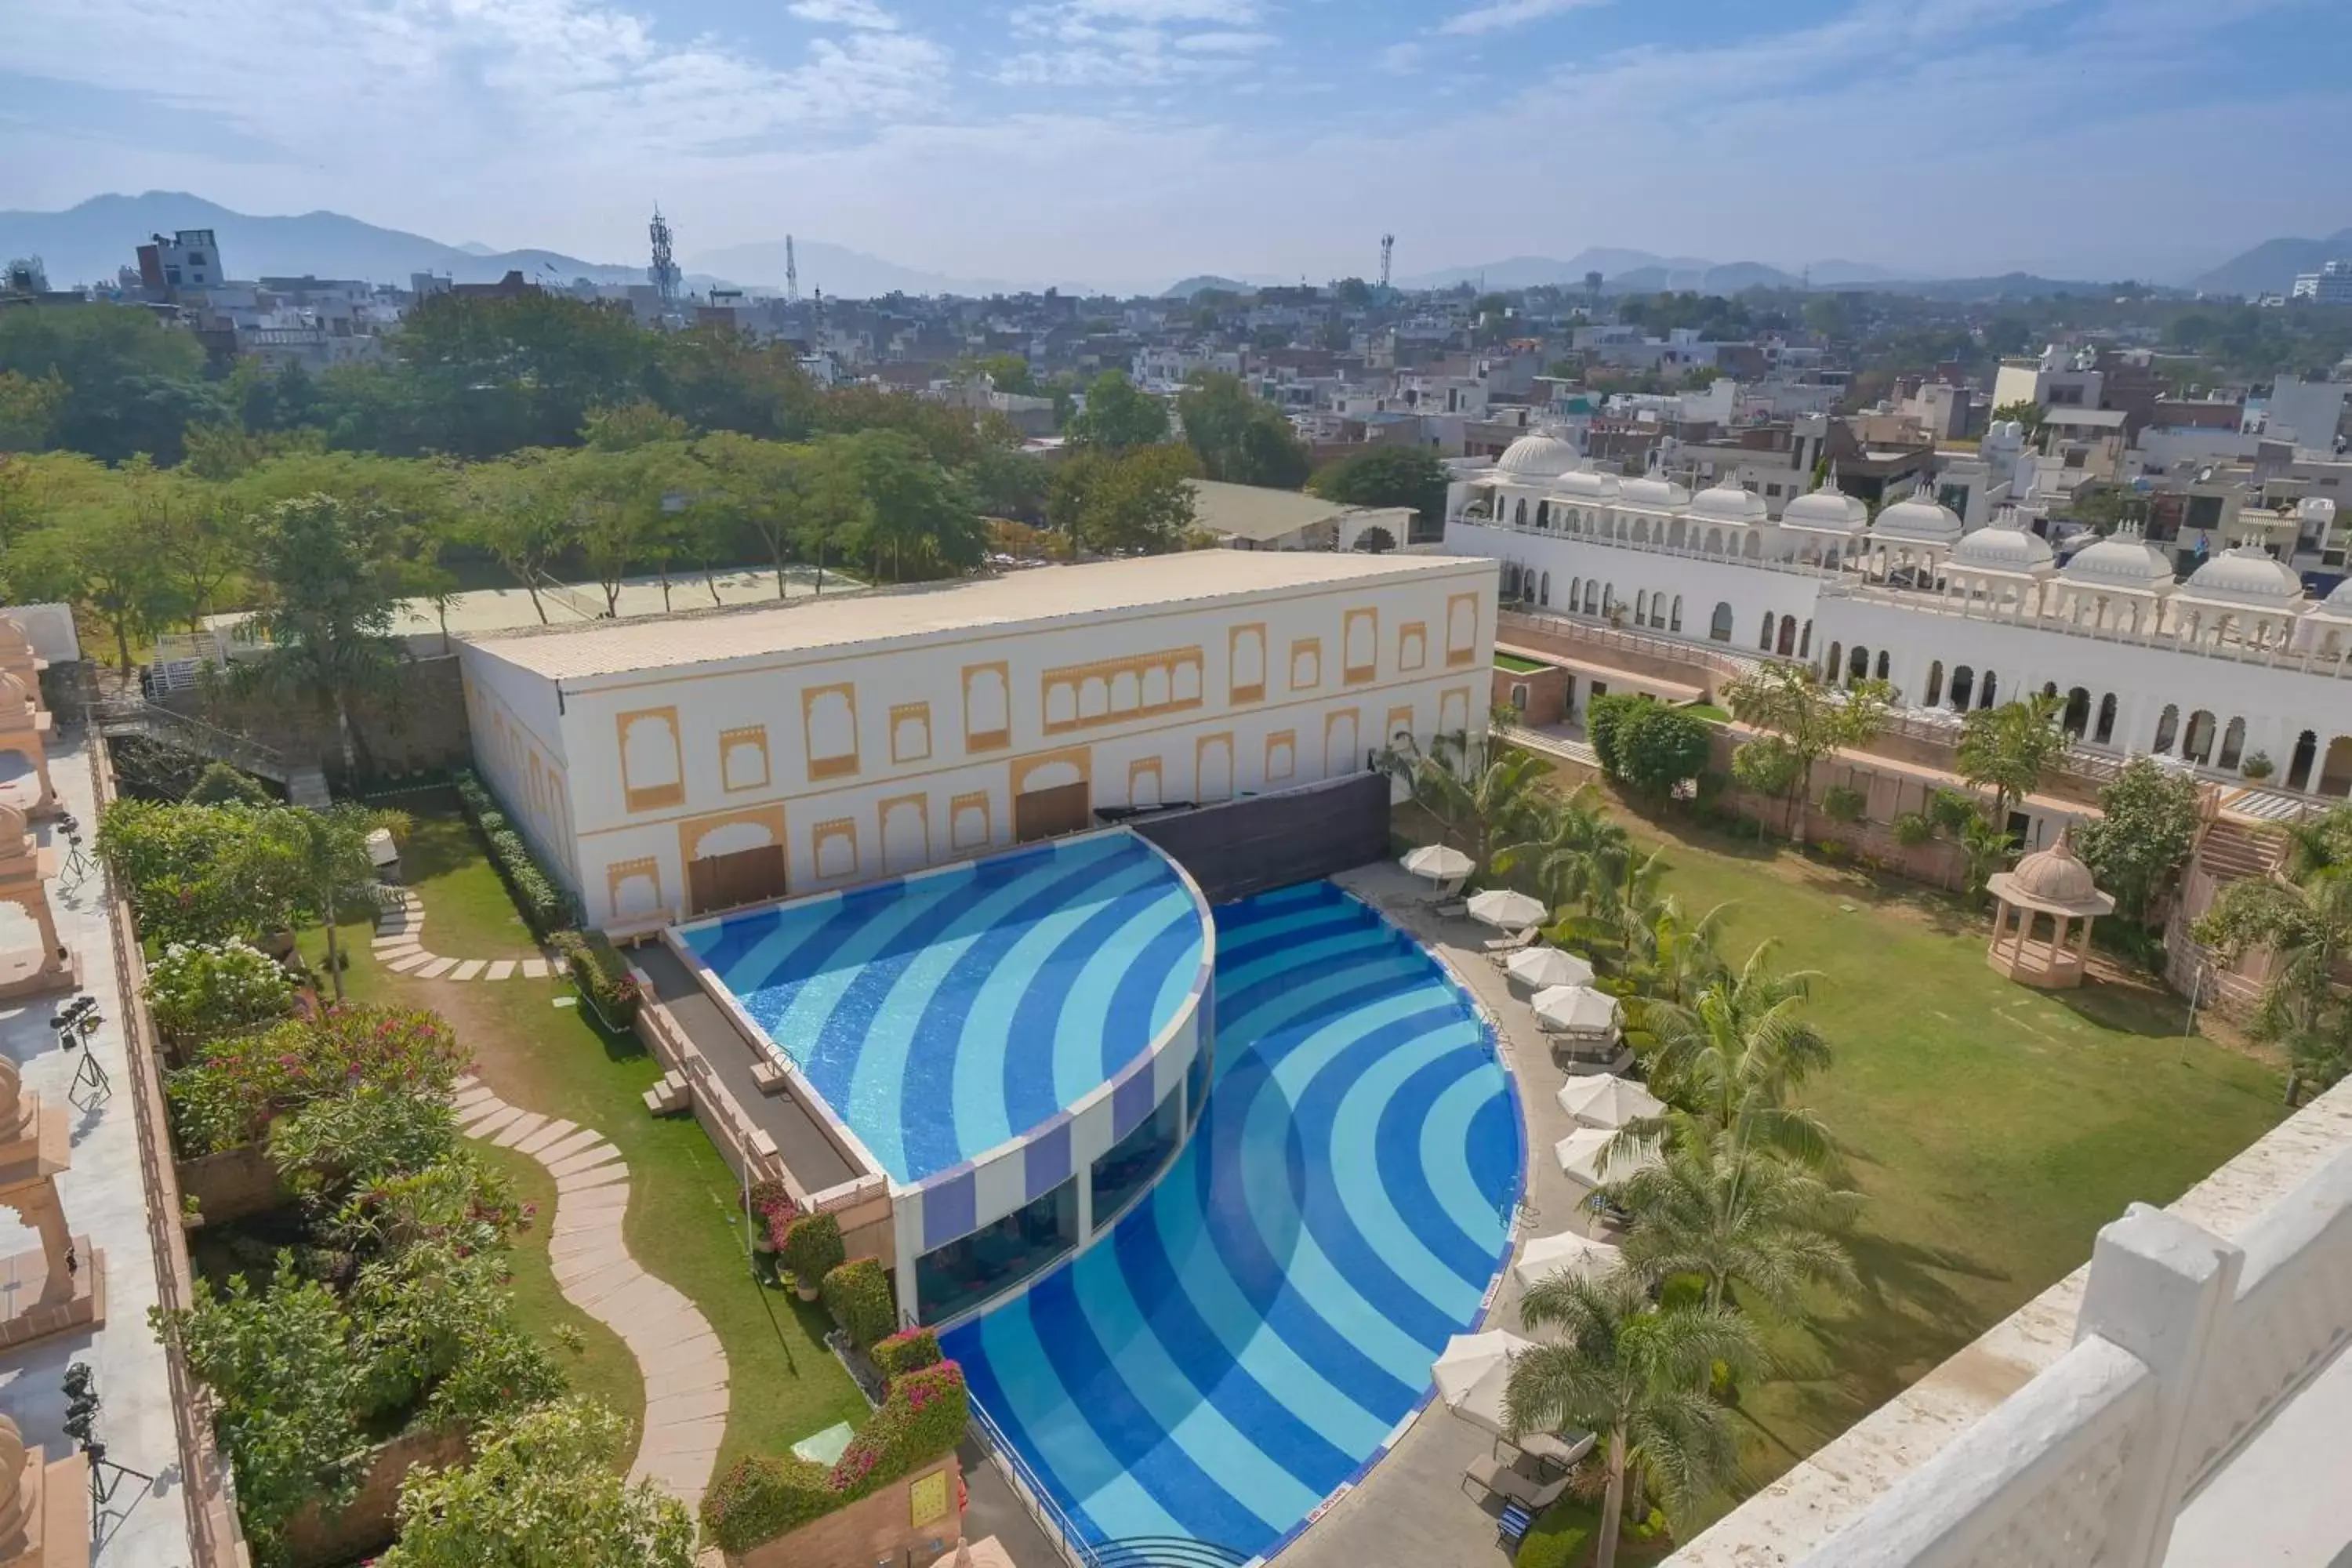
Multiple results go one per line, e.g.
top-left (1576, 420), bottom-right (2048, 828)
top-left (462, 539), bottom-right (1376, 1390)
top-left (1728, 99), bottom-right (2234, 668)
top-left (4, 192), bottom-right (2343, 304)
top-left (2190, 227), bottom-right (2352, 299)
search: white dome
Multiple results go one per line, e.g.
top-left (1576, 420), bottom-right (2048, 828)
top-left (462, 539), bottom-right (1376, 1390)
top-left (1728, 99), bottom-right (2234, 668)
top-left (2183, 544), bottom-right (2305, 606)
top-left (1780, 481), bottom-right (1869, 533)
top-left (2324, 575), bottom-right (2352, 612)
top-left (1690, 477), bottom-right (1768, 525)
top-left (2061, 531), bottom-right (2176, 590)
top-left (1950, 520), bottom-right (2054, 573)
top-left (1873, 488), bottom-right (1963, 546)
top-left (1619, 476), bottom-right (1690, 509)
top-left (1495, 434), bottom-right (1579, 479)
top-left (1554, 466), bottom-right (1621, 500)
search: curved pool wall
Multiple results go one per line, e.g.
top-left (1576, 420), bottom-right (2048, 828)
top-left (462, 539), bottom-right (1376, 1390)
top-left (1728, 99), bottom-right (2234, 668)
top-left (944, 881), bottom-right (1523, 1562)
top-left (672, 828), bottom-right (1218, 1323)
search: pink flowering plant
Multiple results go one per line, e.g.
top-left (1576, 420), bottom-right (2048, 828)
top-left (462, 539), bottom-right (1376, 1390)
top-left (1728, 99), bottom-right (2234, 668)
top-left (166, 1004), bottom-right (469, 1155)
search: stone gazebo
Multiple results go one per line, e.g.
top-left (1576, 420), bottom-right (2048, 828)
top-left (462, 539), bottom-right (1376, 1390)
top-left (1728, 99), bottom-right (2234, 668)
top-left (0, 1410), bottom-right (89, 1567)
top-left (0, 1057), bottom-right (104, 1354)
top-left (1984, 837), bottom-right (2115, 989)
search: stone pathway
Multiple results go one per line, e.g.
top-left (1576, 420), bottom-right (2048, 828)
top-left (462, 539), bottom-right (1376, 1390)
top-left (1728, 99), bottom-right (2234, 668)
top-left (452, 1074), bottom-right (730, 1509)
top-left (372, 887), bottom-right (554, 981)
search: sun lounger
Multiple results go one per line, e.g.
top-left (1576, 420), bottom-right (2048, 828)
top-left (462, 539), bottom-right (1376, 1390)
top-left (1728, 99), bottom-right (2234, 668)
top-left (1483, 926), bottom-right (1537, 955)
top-left (1462, 1453), bottom-right (1572, 1512)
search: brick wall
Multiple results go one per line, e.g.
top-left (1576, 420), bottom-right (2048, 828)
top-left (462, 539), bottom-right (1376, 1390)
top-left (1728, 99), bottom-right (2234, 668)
top-left (177, 1144), bottom-right (289, 1226)
top-left (284, 1426), bottom-right (468, 1568)
top-left (734, 1455), bottom-right (964, 1568)
top-left (165, 655), bottom-right (474, 782)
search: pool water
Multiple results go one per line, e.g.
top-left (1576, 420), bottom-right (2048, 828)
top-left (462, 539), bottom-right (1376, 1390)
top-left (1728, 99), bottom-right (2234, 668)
top-left (945, 881), bottom-right (1521, 1559)
top-left (678, 833), bottom-right (1206, 1185)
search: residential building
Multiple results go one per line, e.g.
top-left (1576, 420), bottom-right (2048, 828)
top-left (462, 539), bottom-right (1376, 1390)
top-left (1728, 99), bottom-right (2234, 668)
top-left (2291, 260), bottom-right (2352, 304)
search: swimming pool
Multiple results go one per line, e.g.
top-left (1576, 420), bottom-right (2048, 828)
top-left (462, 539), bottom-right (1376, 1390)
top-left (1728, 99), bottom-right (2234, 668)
top-left (944, 881), bottom-right (1522, 1561)
top-left (677, 831), bottom-right (1209, 1188)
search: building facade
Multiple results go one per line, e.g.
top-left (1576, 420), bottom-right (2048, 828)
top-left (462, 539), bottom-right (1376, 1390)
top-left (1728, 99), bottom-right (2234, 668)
top-left (456, 552), bottom-right (1499, 930)
top-left (1446, 432), bottom-right (2352, 804)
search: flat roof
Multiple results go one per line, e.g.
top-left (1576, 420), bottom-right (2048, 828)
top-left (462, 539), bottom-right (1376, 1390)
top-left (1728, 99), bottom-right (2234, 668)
top-left (463, 550), bottom-right (1485, 684)
top-left (1186, 479), bottom-right (1366, 543)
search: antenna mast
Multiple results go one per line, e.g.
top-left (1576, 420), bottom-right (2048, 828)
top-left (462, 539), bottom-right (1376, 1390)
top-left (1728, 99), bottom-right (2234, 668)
top-left (648, 205), bottom-right (680, 309)
top-left (786, 235), bottom-right (800, 305)
top-left (1379, 234), bottom-right (1394, 296)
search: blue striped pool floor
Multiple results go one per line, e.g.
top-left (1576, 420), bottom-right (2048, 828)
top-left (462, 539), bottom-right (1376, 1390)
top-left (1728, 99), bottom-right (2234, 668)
top-left (679, 833), bottom-right (1206, 1185)
top-left (944, 881), bottom-right (1522, 1559)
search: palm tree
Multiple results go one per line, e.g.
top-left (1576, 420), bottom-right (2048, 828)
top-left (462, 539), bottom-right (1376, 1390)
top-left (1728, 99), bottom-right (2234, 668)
top-left (1504, 782), bottom-right (1634, 912)
top-left (1623, 896), bottom-right (1732, 1007)
top-left (1637, 942), bottom-right (1833, 1163)
top-left (2195, 841), bottom-right (2352, 1104)
top-left (1955, 694), bottom-right (2068, 832)
top-left (1377, 733), bottom-right (1550, 884)
top-left (270, 804), bottom-right (408, 1001)
top-left (1506, 1269), bottom-right (1762, 1568)
top-left (1606, 1123), bottom-right (1861, 1316)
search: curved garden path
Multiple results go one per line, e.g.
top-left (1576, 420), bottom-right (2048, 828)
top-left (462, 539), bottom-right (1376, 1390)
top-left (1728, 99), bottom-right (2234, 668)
top-left (372, 887), bottom-right (555, 981)
top-left (452, 1073), bottom-right (731, 1509)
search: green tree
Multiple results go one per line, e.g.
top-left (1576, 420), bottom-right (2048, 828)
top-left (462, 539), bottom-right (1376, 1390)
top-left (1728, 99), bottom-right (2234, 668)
top-left (1378, 734), bottom-right (1551, 886)
top-left (380, 1399), bottom-right (695, 1568)
top-left (568, 441), bottom-right (696, 615)
top-left (1175, 371), bottom-right (1310, 488)
top-left (2074, 758), bottom-right (2202, 923)
top-left (466, 451), bottom-right (582, 624)
top-left (233, 493), bottom-right (411, 775)
top-left (1955, 694), bottom-right (2067, 830)
top-left (392, 291), bottom-right (656, 456)
top-left (1610, 1123), bottom-right (1860, 1316)
top-left (1508, 782), bottom-right (1632, 912)
top-left (648, 325), bottom-right (817, 441)
top-left (0, 299), bottom-right (223, 462)
top-left (695, 432), bottom-right (851, 596)
top-left (270, 804), bottom-right (405, 1001)
top-left (41, 487), bottom-right (181, 668)
top-left (834, 428), bottom-right (987, 582)
top-left (580, 400), bottom-right (690, 451)
top-left (1308, 446), bottom-right (1449, 538)
top-left (1601, 700), bottom-right (1712, 800)
top-left (1990, 398), bottom-right (2045, 437)
top-left (1721, 665), bottom-right (1893, 848)
top-left (1045, 444), bottom-right (1202, 555)
top-left (1065, 371), bottom-right (1170, 453)
top-left (0, 368), bottom-right (66, 451)
top-left (1506, 1270), bottom-right (1761, 1568)
top-left (1638, 943), bottom-right (1833, 1164)
top-left (966, 353), bottom-right (1038, 396)
top-left (2195, 805), bottom-right (2352, 1103)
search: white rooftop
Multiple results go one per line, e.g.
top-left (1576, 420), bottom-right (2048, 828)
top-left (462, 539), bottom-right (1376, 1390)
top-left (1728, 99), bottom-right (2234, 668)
top-left (465, 551), bottom-right (1487, 684)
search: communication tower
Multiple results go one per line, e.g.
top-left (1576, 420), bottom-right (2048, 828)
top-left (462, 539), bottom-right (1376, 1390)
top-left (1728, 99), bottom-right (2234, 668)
top-left (786, 235), bottom-right (800, 304)
top-left (648, 205), bottom-right (681, 308)
top-left (1379, 234), bottom-right (1394, 296)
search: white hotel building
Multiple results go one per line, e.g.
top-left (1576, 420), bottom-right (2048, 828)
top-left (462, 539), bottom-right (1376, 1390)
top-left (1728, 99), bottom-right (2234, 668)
top-left (1444, 431), bottom-right (2352, 802)
top-left (454, 552), bottom-right (1497, 930)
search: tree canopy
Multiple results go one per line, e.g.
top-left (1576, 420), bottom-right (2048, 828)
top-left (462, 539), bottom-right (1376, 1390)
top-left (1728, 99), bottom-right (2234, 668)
top-left (1065, 371), bottom-right (1171, 453)
top-left (1175, 372), bottom-right (1309, 489)
top-left (1308, 446), bottom-right (1447, 535)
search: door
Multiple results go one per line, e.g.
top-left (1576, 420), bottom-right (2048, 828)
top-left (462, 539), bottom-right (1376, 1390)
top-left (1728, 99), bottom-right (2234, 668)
top-left (1014, 782), bottom-right (1091, 843)
top-left (686, 844), bottom-right (788, 914)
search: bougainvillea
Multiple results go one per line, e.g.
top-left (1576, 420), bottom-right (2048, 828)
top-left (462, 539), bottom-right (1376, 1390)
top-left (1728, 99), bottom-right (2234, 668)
top-left (166, 1004), bottom-right (468, 1155)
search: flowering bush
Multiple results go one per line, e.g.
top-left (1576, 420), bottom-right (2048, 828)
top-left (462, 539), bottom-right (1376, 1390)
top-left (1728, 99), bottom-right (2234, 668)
top-left (699, 1360), bottom-right (969, 1552)
top-left (145, 939), bottom-right (299, 1049)
top-left (550, 929), bottom-right (641, 1026)
top-left (166, 1004), bottom-right (469, 1155)
top-left (870, 1326), bottom-right (941, 1384)
top-left (778, 1211), bottom-right (844, 1292)
top-left (744, 1180), bottom-right (800, 1252)
top-left (99, 798), bottom-right (300, 946)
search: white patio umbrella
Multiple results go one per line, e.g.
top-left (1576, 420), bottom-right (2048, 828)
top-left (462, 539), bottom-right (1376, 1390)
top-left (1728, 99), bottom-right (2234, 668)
top-left (1433, 1329), bottom-right (1534, 1436)
top-left (1513, 1230), bottom-right (1624, 1292)
top-left (1530, 985), bottom-right (1621, 1035)
top-left (1399, 844), bottom-right (1475, 885)
top-left (1555, 1127), bottom-right (1660, 1189)
top-left (1466, 888), bottom-right (1548, 931)
top-left (1506, 946), bottom-right (1595, 991)
top-left (1554, 1073), bottom-right (1664, 1130)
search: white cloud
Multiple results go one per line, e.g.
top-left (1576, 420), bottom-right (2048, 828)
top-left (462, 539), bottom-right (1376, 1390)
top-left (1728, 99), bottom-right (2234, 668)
top-left (1063, 0), bottom-right (1258, 19)
top-left (1439, 0), bottom-right (1608, 37)
top-left (995, 0), bottom-right (1269, 85)
top-left (1377, 41), bottom-right (1425, 72)
top-left (1174, 30), bottom-right (1277, 53)
top-left (786, 0), bottom-right (898, 28)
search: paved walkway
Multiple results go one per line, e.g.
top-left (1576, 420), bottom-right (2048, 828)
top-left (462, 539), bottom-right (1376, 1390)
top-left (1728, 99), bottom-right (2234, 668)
top-left (451, 1074), bottom-right (729, 1510)
top-left (372, 887), bottom-right (554, 982)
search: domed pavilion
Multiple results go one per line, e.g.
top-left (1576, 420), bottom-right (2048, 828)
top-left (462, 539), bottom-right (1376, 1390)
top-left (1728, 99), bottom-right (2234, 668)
top-left (1984, 835), bottom-right (2116, 989)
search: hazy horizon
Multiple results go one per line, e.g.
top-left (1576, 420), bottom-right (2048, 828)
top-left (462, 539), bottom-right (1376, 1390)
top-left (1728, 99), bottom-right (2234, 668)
top-left (3, 0), bottom-right (2348, 292)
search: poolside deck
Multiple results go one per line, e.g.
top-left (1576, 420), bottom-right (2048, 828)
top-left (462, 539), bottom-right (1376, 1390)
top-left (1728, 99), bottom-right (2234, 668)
top-left (632, 942), bottom-right (862, 1194)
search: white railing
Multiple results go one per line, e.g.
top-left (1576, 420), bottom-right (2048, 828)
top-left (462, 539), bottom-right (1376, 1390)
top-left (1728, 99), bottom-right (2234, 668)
top-left (1453, 514), bottom-right (1853, 583)
top-left (1779, 1138), bottom-right (2352, 1568)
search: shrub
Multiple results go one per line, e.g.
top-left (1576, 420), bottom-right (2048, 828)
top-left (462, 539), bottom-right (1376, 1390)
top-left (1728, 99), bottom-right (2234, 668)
top-left (1512, 1495), bottom-right (1598, 1568)
top-left (2241, 750), bottom-right (2275, 781)
top-left (551, 929), bottom-right (642, 1026)
top-left (455, 771), bottom-right (572, 937)
top-left (821, 1257), bottom-right (893, 1350)
top-left (1584, 691), bottom-right (1645, 776)
top-left (185, 760), bottom-right (278, 808)
top-left (1820, 783), bottom-right (1867, 824)
top-left (1892, 811), bottom-right (1936, 848)
top-left (144, 939), bottom-right (297, 1049)
top-left (745, 1180), bottom-right (800, 1252)
top-left (777, 1212), bottom-right (844, 1292)
top-left (871, 1327), bottom-right (942, 1383)
top-left (701, 1362), bottom-right (971, 1553)
top-left (98, 798), bottom-right (298, 946)
top-left (165, 1004), bottom-right (468, 1155)
top-left (1610, 702), bottom-right (1713, 799)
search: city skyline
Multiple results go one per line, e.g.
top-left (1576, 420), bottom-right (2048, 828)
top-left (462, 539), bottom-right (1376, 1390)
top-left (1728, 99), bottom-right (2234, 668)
top-left (2, 0), bottom-right (2350, 293)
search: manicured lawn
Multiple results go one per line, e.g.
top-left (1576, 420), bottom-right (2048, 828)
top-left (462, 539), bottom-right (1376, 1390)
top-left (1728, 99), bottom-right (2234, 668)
top-left (365, 788), bottom-right (542, 959)
top-left (323, 811), bottom-right (865, 1474)
top-left (1497, 652), bottom-right (1549, 674)
top-left (1592, 804), bottom-right (2287, 1512)
top-left (1677, 702), bottom-right (1731, 724)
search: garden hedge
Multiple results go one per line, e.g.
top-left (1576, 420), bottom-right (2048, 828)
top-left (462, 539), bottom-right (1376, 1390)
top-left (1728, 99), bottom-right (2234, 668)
top-left (870, 1327), bottom-right (941, 1383)
top-left (821, 1258), bottom-right (893, 1350)
top-left (453, 771), bottom-right (572, 937)
top-left (699, 1361), bottom-right (970, 1554)
top-left (1514, 1497), bottom-right (1598, 1568)
top-left (550, 928), bottom-right (642, 1027)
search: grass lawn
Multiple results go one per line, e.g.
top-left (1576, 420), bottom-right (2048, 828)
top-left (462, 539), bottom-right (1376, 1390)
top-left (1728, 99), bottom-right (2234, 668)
top-left (1497, 652), bottom-right (1550, 674)
top-left (362, 789), bottom-right (543, 959)
top-left (1677, 702), bottom-right (1731, 724)
top-left (319, 810), bottom-right (865, 1474)
top-left (1469, 786), bottom-right (2288, 1520)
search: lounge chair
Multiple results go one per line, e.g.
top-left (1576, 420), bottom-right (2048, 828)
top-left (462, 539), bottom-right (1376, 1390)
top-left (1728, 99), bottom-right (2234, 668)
top-left (1497, 1500), bottom-right (1534, 1552)
top-left (1483, 925), bottom-right (1537, 955)
top-left (1462, 1453), bottom-right (1572, 1512)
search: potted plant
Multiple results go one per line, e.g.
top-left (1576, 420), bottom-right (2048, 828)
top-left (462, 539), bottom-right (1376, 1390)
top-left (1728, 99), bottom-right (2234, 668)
top-left (779, 1212), bottom-right (844, 1302)
top-left (2242, 751), bottom-right (2274, 782)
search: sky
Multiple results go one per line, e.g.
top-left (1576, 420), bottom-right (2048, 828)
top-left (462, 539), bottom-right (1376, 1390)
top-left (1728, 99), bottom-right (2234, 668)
top-left (2, 0), bottom-right (2349, 293)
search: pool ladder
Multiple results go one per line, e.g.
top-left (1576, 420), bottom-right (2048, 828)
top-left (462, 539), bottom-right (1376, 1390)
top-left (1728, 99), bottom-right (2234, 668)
top-left (1088, 1539), bottom-right (1250, 1568)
